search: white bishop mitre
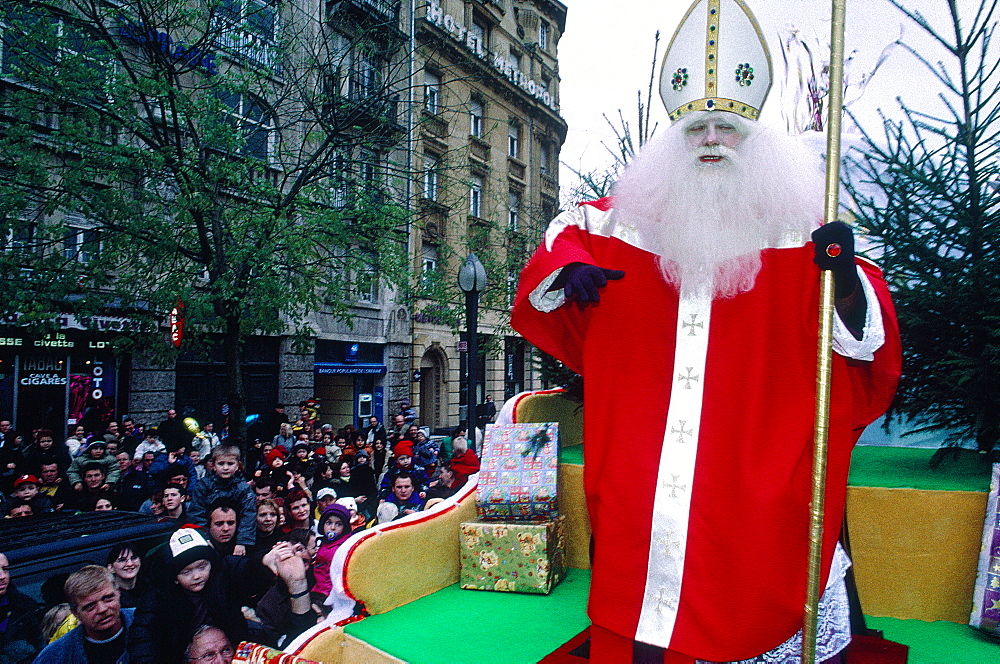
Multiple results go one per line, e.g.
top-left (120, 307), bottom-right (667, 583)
top-left (659, 0), bottom-right (773, 122)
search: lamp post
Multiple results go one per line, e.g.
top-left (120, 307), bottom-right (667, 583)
top-left (457, 252), bottom-right (487, 449)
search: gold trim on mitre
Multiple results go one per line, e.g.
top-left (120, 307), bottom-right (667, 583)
top-left (660, 0), bottom-right (773, 122)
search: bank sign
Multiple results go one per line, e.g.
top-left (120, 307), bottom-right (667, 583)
top-left (424, 0), bottom-right (558, 112)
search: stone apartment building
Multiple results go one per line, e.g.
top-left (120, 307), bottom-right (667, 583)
top-left (0, 0), bottom-right (566, 436)
top-left (408, 0), bottom-right (567, 432)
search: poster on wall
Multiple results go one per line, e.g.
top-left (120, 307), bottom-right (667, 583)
top-left (69, 355), bottom-right (116, 431)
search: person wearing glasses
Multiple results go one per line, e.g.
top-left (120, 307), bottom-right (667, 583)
top-left (185, 625), bottom-right (235, 664)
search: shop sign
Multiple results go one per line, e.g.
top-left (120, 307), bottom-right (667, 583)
top-left (424, 0), bottom-right (558, 111)
top-left (0, 312), bottom-right (150, 333)
top-left (19, 356), bottom-right (66, 386)
top-left (168, 300), bottom-right (185, 348)
top-left (315, 362), bottom-right (387, 375)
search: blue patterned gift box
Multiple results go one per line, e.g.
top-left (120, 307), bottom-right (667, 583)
top-left (476, 422), bottom-right (559, 521)
top-left (971, 462), bottom-right (1000, 633)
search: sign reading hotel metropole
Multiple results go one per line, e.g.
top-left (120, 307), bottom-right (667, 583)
top-left (424, 0), bottom-right (559, 113)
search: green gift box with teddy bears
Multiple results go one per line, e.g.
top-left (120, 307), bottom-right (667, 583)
top-left (459, 517), bottom-right (567, 594)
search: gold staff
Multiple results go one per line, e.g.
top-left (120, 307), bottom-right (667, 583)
top-left (803, 0), bottom-right (848, 661)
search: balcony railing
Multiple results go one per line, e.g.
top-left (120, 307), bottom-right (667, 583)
top-left (214, 31), bottom-right (277, 70)
top-left (329, 0), bottom-right (401, 25)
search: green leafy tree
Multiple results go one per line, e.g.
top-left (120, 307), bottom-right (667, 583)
top-left (0, 0), bottom-right (414, 449)
top-left (844, 0), bottom-right (1000, 454)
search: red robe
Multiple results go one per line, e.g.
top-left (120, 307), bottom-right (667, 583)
top-left (511, 199), bottom-right (901, 660)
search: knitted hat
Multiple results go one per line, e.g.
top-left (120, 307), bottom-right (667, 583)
top-left (335, 497), bottom-right (358, 514)
top-left (163, 528), bottom-right (216, 576)
top-left (265, 449), bottom-right (286, 466)
top-left (316, 487), bottom-right (337, 502)
top-left (317, 504), bottom-right (351, 539)
top-left (393, 441), bottom-right (413, 458)
top-left (353, 449), bottom-right (370, 462)
top-left (292, 443), bottom-right (310, 455)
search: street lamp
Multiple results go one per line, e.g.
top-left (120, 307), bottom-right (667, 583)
top-left (457, 252), bottom-right (487, 449)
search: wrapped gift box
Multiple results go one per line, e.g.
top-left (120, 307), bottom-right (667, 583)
top-left (459, 517), bottom-right (566, 594)
top-left (233, 641), bottom-right (319, 663)
top-left (970, 463), bottom-right (1000, 634)
top-left (477, 422), bottom-right (559, 521)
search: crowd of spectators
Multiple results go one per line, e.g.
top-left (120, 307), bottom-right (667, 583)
top-left (0, 399), bottom-right (480, 663)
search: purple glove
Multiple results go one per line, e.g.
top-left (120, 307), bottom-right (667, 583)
top-left (560, 262), bottom-right (625, 304)
top-left (812, 221), bottom-right (859, 298)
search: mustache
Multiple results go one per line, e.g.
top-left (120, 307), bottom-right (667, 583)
top-left (695, 146), bottom-right (738, 161)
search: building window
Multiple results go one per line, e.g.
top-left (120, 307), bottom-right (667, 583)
top-left (424, 70), bottom-right (440, 114)
top-left (221, 0), bottom-right (277, 42)
top-left (509, 49), bottom-right (521, 72)
top-left (421, 242), bottom-right (438, 283)
top-left (470, 99), bottom-right (483, 138)
top-left (508, 121), bottom-right (520, 159)
top-left (62, 225), bottom-right (100, 263)
top-left (215, 0), bottom-right (278, 66)
top-left (505, 336), bottom-right (526, 399)
top-left (350, 51), bottom-right (380, 99)
top-left (469, 175), bottom-right (483, 218)
top-left (506, 267), bottom-right (518, 306)
top-left (539, 21), bottom-right (549, 51)
top-left (539, 141), bottom-right (550, 176)
top-left (332, 153), bottom-right (350, 206)
top-left (359, 151), bottom-right (379, 186)
top-left (423, 154), bottom-right (439, 201)
top-left (2, 224), bottom-right (35, 252)
top-left (508, 190), bottom-right (521, 232)
top-left (353, 251), bottom-right (377, 303)
top-left (219, 91), bottom-right (273, 161)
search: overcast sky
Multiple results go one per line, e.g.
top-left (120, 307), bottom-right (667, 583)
top-left (555, 0), bottom-right (980, 191)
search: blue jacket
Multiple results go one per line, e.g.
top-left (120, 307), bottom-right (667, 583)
top-left (147, 452), bottom-right (198, 493)
top-left (187, 473), bottom-right (257, 547)
top-left (33, 608), bottom-right (135, 663)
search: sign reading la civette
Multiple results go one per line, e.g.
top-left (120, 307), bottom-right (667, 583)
top-left (424, 0), bottom-right (558, 112)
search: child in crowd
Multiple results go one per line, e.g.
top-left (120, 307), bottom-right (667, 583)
top-left (287, 444), bottom-right (313, 478)
top-left (189, 450), bottom-right (205, 479)
top-left (253, 499), bottom-right (284, 554)
top-left (129, 528), bottom-right (312, 663)
top-left (67, 440), bottom-right (119, 490)
top-left (3, 474), bottom-right (53, 516)
top-left (312, 487), bottom-right (337, 524)
top-left (131, 428), bottom-right (165, 462)
top-left (378, 440), bottom-right (422, 498)
top-left (255, 449), bottom-right (293, 494)
top-left (188, 445), bottom-right (257, 555)
top-left (335, 496), bottom-right (368, 532)
top-left (310, 504), bottom-right (352, 607)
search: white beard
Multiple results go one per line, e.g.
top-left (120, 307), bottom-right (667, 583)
top-left (611, 112), bottom-right (826, 298)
